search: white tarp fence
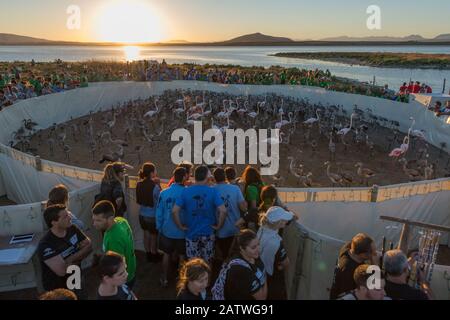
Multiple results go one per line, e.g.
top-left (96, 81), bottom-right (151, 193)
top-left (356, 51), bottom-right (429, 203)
top-left (0, 81), bottom-right (449, 149)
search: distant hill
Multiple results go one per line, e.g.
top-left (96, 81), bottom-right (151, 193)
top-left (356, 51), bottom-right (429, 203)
top-left (224, 32), bottom-right (294, 43)
top-left (164, 39), bottom-right (190, 44)
top-left (0, 32), bottom-right (449, 46)
top-left (433, 33), bottom-right (450, 41)
top-left (320, 35), bottom-right (426, 42)
top-left (0, 33), bottom-right (54, 44)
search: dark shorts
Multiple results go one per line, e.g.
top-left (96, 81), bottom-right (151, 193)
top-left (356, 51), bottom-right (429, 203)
top-left (139, 215), bottom-right (158, 234)
top-left (158, 233), bottom-right (186, 256)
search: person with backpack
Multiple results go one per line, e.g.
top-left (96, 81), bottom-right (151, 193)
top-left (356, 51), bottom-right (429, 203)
top-left (212, 229), bottom-right (267, 300)
top-left (136, 162), bottom-right (161, 262)
top-left (97, 162), bottom-right (128, 217)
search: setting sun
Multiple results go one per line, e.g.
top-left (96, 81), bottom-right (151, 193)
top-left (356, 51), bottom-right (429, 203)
top-left (97, 0), bottom-right (163, 43)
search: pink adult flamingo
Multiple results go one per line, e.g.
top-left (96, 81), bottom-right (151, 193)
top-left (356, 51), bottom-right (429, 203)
top-left (389, 117), bottom-right (415, 158)
top-left (389, 136), bottom-right (410, 158)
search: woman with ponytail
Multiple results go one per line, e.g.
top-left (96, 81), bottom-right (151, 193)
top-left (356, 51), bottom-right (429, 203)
top-left (136, 162), bottom-right (161, 262)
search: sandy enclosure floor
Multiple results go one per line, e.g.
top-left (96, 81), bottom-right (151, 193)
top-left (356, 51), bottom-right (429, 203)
top-left (15, 90), bottom-right (450, 188)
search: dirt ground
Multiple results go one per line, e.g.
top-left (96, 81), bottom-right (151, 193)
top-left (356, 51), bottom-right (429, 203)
top-left (0, 196), bottom-right (16, 206)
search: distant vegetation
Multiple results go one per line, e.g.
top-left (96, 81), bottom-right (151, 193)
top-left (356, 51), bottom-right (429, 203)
top-left (272, 52), bottom-right (450, 69)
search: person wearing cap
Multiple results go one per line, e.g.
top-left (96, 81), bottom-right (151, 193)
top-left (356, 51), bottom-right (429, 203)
top-left (257, 206), bottom-right (293, 300)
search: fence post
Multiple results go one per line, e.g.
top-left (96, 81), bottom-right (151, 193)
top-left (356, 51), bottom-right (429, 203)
top-left (35, 156), bottom-right (42, 171)
top-left (33, 201), bottom-right (48, 295)
top-left (124, 174), bottom-right (130, 219)
top-left (370, 185), bottom-right (379, 202)
top-left (398, 222), bottom-right (411, 254)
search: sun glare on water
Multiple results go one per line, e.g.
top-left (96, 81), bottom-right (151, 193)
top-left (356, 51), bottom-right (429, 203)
top-left (123, 46), bottom-right (141, 61)
top-left (97, 0), bottom-right (163, 44)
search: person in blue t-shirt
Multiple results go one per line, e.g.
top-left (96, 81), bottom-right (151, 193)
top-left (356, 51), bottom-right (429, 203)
top-left (173, 165), bottom-right (226, 264)
top-left (212, 168), bottom-right (247, 259)
top-left (156, 167), bottom-right (187, 287)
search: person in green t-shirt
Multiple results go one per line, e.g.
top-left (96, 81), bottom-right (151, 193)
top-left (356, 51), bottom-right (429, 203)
top-left (240, 166), bottom-right (265, 230)
top-left (0, 75), bottom-right (5, 89)
top-left (92, 200), bottom-right (137, 288)
top-left (80, 75), bottom-right (88, 88)
top-left (30, 76), bottom-right (43, 95)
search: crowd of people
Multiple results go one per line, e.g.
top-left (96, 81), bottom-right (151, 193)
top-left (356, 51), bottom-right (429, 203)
top-left (396, 81), bottom-right (434, 103)
top-left (36, 160), bottom-right (435, 301)
top-left (0, 61), bottom-right (89, 109)
top-left (428, 100), bottom-right (450, 117)
top-left (37, 161), bottom-right (298, 300)
top-left (0, 59), bottom-right (421, 110)
top-left (330, 233), bottom-right (433, 300)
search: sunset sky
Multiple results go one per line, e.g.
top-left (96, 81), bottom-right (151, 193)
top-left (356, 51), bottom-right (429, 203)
top-left (1, 0), bottom-right (450, 43)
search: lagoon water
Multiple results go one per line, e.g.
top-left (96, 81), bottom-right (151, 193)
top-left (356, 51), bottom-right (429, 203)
top-left (1, 45), bottom-right (449, 92)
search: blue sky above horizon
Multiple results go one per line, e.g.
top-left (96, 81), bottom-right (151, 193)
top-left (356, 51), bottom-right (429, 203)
top-left (1, 0), bottom-right (449, 42)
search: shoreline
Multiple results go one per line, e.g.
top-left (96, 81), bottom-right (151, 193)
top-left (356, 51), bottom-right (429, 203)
top-left (271, 52), bottom-right (450, 70)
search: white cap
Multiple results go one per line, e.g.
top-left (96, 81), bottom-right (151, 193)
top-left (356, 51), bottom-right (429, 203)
top-left (266, 206), bottom-right (294, 223)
